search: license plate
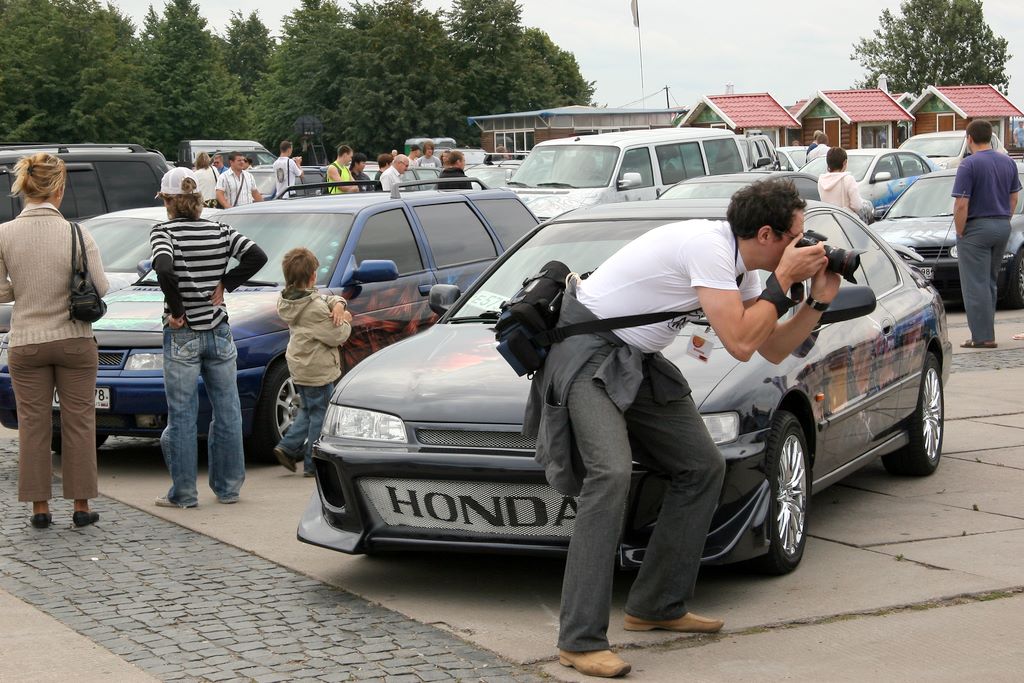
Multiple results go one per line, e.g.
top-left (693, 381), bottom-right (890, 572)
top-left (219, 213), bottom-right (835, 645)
top-left (53, 387), bottom-right (110, 410)
top-left (919, 266), bottom-right (933, 280)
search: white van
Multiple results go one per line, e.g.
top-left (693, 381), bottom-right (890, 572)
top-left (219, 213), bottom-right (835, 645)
top-left (899, 130), bottom-right (1007, 170)
top-left (177, 139), bottom-right (275, 167)
top-left (508, 128), bottom-right (748, 219)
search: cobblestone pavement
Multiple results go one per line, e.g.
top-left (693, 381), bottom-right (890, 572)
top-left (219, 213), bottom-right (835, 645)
top-left (0, 453), bottom-right (544, 683)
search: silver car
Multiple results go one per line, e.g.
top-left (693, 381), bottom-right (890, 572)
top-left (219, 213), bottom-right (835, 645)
top-left (800, 148), bottom-right (938, 213)
top-left (899, 131), bottom-right (1007, 170)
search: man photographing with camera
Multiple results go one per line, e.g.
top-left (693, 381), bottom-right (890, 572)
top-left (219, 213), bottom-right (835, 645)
top-left (526, 178), bottom-right (841, 678)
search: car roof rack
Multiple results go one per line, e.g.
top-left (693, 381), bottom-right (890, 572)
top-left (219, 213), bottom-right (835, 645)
top-left (280, 180), bottom-right (382, 197)
top-left (0, 143), bottom-right (149, 154)
top-left (390, 177), bottom-right (490, 198)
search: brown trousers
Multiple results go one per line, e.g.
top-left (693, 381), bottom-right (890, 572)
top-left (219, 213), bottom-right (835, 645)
top-left (9, 337), bottom-right (99, 501)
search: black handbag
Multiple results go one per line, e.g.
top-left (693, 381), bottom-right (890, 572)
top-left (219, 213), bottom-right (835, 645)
top-left (68, 222), bottom-right (107, 323)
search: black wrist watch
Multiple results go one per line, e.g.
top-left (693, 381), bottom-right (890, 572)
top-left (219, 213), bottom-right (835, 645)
top-left (805, 295), bottom-right (829, 312)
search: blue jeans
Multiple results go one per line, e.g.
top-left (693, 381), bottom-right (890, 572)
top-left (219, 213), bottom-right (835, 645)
top-left (160, 323), bottom-right (245, 505)
top-left (277, 383), bottom-right (333, 474)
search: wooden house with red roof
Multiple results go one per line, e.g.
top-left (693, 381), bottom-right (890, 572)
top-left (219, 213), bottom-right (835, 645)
top-left (907, 85), bottom-right (1023, 141)
top-left (680, 93), bottom-right (800, 146)
top-left (793, 89), bottom-right (914, 149)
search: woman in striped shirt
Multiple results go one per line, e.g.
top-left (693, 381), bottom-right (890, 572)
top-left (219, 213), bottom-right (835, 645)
top-left (150, 168), bottom-right (267, 509)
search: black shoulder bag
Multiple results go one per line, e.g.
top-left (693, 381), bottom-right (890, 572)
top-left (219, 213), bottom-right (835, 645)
top-left (68, 222), bottom-right (107, 323)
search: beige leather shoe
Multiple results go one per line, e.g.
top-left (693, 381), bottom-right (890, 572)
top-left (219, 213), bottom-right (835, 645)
top-left (558, 649), bottom-right (632, 678)
top-left (623, 612), bottom-right (724, 633)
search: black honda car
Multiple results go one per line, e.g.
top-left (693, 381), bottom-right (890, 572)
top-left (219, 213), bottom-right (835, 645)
top-left (299, 200), bottom-right (952, 575)
top-left (872, 167), bottom-right (1024, 308)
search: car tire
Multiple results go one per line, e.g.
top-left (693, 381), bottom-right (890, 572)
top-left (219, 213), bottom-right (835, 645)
top-left (882, 353), bottom-right (943, 476)
top-left (246, 361), bottom-right (299, 463)
top-left (999, 249), bottom-right (1024, 310)
top-left (751, 410), bottom-right (810, 575)
top-left (51, 432), bottom-right (108, 453)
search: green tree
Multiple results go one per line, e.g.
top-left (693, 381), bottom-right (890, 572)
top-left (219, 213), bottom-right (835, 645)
top-left (0, 0), bottom-right (152, 143)
top-left (225, 11), bottom-right (275, 98)
top-left (851, 0), bottom-right (1011, 93)
top-left (138, 0), bottom-right (249, 156)
top-left (340, 0), bottom-right (462, 154)
top-left (251, 0), bottom-right (351, 157)
top-left (520, 28), bottom-right (595, 109)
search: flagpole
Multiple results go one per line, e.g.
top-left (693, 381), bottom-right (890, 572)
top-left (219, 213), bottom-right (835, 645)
top-left (635, 2), bottom-right (646, 111)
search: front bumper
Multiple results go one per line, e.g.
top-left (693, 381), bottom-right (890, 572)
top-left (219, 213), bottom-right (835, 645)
top-left (0, 366), bottom-right (265, 437)
top-left (297, 429), bottom-right (771, 568)
top-left (925, 255), bottom-right (1013, 300)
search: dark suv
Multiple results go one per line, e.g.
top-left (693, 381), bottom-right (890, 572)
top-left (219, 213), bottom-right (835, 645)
top-left (0, 143), bottom-right (166, 222)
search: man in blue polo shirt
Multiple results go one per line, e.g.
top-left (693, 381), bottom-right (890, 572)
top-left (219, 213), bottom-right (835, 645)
top-left (952, 120), bottom-right (1021, 348)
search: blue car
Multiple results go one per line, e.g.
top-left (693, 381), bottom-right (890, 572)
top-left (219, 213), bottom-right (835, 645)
top-left (0, 187), bottom-right (538, 459)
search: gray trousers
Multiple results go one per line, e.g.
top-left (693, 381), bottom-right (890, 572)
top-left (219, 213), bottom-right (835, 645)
top-left (558, 353), bottom-right (726, 652)
top-left (957, 217), bottom-right (1011, 343)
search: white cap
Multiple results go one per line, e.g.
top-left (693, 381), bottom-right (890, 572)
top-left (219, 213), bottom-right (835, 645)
top-left (157, 167), bottom-right (202, 197)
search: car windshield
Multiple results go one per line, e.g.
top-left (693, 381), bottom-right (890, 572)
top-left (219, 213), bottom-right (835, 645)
top-left (660, 181), bottom-right (748, 200)
top-left (510, 145), bottom-right (619, 189)
top-left (801, 155), bottom-right (873, 181)
top-left (450, 219), bottom-right (672, 320)
top-left (85, 217), bottom-right (160, 272)
top-left (886, 176), bottom-right (955, 219)
top-left (901, 136), bottom-right (964, 158)
top-left (786, 149), bottom-right (807, 167)
top-left (137, 213), bottom-right (355, 287)
top-left (467, 167), bottom-right (511, 187)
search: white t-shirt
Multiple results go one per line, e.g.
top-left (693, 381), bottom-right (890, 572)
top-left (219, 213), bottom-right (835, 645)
top-left (216, 170), bottom-right (257, 207)
top-left (806, 145), bottom-right (829, 162)
top-left (577, 219), bottom-right (762, 353)
top-left (272, 156), bottom-right (303, 199)
top-left (414, 155), bottom-right (442, 169)
top-left (379, 166), bottom-right (402, 192)
top-left (194, 166), bottom-right (219, 204)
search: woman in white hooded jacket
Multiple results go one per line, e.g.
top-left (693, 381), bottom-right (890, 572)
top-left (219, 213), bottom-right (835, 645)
top-left (817, 147), bottom-right (872, 222)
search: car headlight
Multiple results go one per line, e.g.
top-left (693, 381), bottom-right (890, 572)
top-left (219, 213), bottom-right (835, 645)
top-left (702, 412), bottom-right (739, 445)
top-left (949, 245), bottom-right (958, 259)
top-left (125, 352), bottom-right (163, 371)
top-left (322, 405), bottom-right (408, 443)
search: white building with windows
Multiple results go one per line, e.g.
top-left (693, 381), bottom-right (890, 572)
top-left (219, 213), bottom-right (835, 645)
top-left (466, 105), bottom-right (687, 153)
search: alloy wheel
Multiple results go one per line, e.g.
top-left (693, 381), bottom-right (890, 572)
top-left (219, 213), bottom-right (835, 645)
top-left (776, 434), bottom-right (807, 556)
top-left (922, 367), bottom-right (943, 463)
top-left (275, 377), bottom-right (300, 437)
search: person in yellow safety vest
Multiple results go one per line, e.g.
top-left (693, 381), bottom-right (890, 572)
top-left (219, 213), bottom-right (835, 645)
top-left (326, 145), bottom-right (357, 194)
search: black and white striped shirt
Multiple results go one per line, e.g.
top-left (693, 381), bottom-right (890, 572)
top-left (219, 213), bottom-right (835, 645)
top-left (150, 218), bottom-right (265, 330)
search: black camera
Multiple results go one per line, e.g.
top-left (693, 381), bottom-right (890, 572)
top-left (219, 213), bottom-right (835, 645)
top-left (795, 229), bottom-right (862, 283)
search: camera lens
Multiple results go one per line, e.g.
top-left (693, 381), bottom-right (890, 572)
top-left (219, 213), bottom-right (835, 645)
top-left (823, 244), bottom-right (861, 283)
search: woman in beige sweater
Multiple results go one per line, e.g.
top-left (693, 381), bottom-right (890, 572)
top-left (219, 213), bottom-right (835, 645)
top-left (0, 153), bottom-right (109, 528)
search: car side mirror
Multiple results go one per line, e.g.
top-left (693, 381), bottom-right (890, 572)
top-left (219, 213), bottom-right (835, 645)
top-left (137, 259), bottom-right (152, 279)
top-left (618, 172), bottom-right (642, 190)
top-left (428, 284), bottom-right (461, 316)
top-left (872, 171), bottom-right (892, 184)
top-left (818, 285), bottom-right (877, 325)
top-left (754, 156), bottom-right (772, 169)
top-left (348, 260), bottom-right (399, 284)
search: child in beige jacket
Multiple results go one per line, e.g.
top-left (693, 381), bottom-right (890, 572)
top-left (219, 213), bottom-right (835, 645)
top-left (273, 248), bottom-right (352, 475)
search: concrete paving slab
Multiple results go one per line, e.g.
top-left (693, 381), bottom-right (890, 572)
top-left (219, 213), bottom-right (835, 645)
top-left (875, 528), bottom-right (1024, 585)
top-left (840, 458), bottom-right (1024, 519)
top-left (940, 419), bottom-right (1024, 454)
top-left (541, 593), bottom-right (1024, 682)
top-left (942, 368), bottom-right (1024, 420)
top-left (808, 484), bottom-right (1023, 547)
top-left (974, 415), bottom-right (1024, 432)
top-left (947, 447), bottom-right (1024, 470)
top-left (0, 587), bottom-right (158, 683)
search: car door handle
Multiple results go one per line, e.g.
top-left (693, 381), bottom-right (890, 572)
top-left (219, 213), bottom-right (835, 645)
top-left (881, 318), bottom-right (894, 335)
top-left (418, 284), bottom-right (432, 296)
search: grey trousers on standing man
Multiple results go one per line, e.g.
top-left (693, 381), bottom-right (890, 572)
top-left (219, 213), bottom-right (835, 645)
top-left (558, 350), bottom-right (725, 652)
top-left (957, 217), bottom-right (1011, 343)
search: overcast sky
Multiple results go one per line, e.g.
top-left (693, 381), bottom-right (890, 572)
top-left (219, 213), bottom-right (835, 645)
top-left (116, 0), bottom-right (1023, 109)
